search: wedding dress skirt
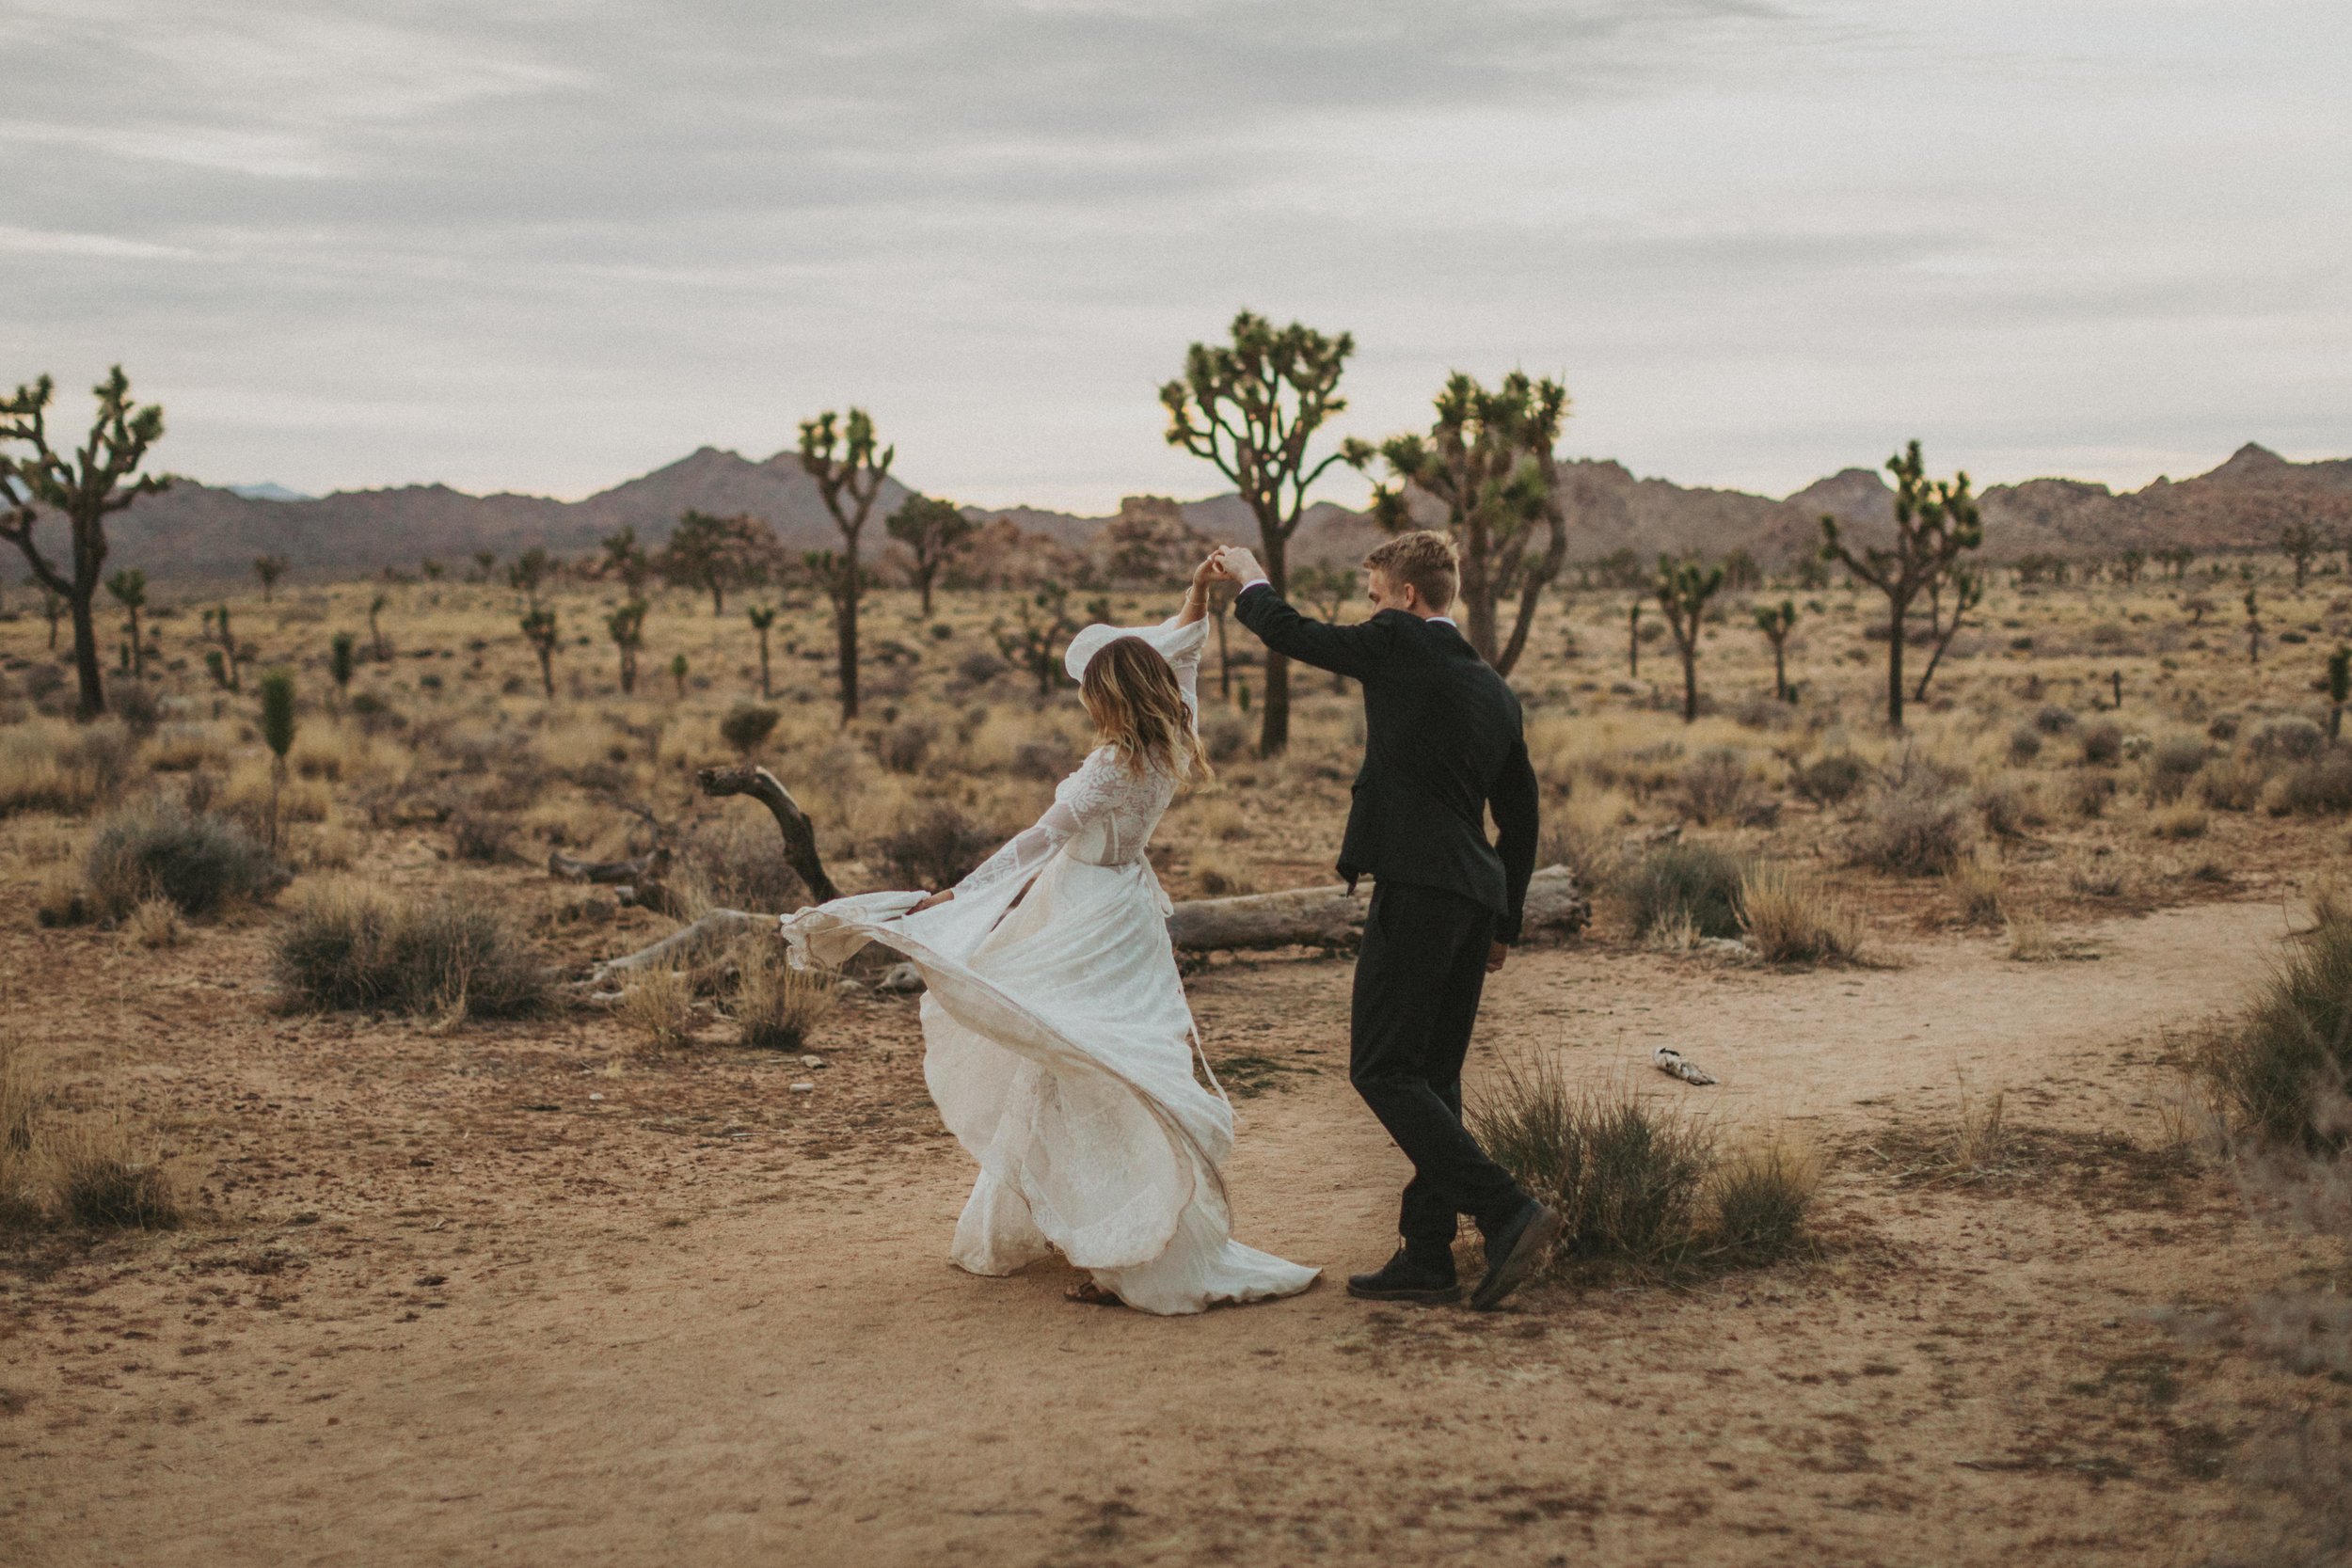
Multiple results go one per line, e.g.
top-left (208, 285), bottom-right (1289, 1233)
top-left (780, 850), bottom-right (1318, 1316)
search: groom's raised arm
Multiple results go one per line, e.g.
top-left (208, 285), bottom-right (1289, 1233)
top-left (1231, 580), bottom-right (1389, 681)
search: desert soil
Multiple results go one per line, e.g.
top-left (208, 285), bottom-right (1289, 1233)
top-left (2, 889), bottom-right (2341, 1567)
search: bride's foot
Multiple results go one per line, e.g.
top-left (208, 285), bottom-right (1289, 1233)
top-left (1065, 1279), bottom-right (1122, 1307)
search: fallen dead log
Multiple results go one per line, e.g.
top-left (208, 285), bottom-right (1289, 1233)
top-left (583, 909), bottom-right (772, 986)
top-left (1164, 864), bottom-right (1590, 953)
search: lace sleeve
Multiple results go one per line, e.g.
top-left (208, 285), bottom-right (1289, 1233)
top-left (1158, 613), bottom-right (1209, 722)
top-left (952, 750), bottom-right (1124, 898)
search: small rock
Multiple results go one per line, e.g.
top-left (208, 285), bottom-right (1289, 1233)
top-left (833, 977), bottom-right (867, 996)
top-left (801, 1055), bottom-right (825, 1069)
top-left (589, 1092), bottom-right (605, 1102)
top-left (789, 1081), bottom-right (816, 1093)
top-left (876, 962), bottom-right (926, 995)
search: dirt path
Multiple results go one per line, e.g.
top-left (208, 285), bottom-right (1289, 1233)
top-left (3, 896), bottom-right (2336, 1566)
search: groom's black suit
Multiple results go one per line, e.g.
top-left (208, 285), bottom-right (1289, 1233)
top-left (1233, 584), bottom-right (1540, 1267)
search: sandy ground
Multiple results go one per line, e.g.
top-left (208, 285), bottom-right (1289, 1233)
top-left (3, 891), bottom-right (2344, 1567)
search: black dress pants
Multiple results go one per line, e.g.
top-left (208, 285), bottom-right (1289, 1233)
top-left (1349, 880), bottom-right (1529, 1266)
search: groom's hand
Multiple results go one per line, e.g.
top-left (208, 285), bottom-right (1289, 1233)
top-left (1486, 941), bottom-right (1508, 973)
top-left (1214, 546), bottom-right (1264, 586)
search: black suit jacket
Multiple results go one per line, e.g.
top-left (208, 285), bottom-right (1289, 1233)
top-left (1234, 584), bottom-right (1540, 942)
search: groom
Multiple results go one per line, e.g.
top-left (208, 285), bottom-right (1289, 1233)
top-left (1208, 532), bottom-right (1560, 1310)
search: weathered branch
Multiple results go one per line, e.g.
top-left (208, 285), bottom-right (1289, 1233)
top-left (1167, 865), bottom-right (1590, 952)
top-left (697, 764), bottom-right (841, 903)
top-left (584, 909), bottom-right (770, 985)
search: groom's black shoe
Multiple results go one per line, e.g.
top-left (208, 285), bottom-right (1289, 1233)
top-left (1470, 1198), bottom-right (1564, 1311)
top-left (1346, 1250), bottom-right (1460, 1305)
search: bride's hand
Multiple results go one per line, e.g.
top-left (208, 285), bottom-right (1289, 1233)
top-left (909, 889), bottom-right (955, 914)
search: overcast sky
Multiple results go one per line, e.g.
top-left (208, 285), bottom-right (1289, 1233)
top-left (3, 1), bottom-right (2345, 511)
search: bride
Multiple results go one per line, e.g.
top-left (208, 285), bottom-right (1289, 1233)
top-left (778, 559), bottom-right (1318, 1315)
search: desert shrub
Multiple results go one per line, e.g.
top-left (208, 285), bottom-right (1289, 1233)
top-left (0, 1035), bottom-right (40, 1233)
top-left (1789, 752), bottom-right (1868, 807)
top-left (83, 799), bottom-right (278, 919)
top-left (1737, 864), bottom-right (1861, 964)
top-left (2265, 752), bottom-right (2352, 817)
top-left (2201, 756), bottom-right (2266, 812)
top-left (953, 650), bottom-right (1009, 686)
top-left (1678, 748), bottom-right (1774, 826)
top-left (676, 812), bottom-right (811, 912)
top-left (2066, 770), bottom-right (2118, 819)
top-left (719, 704), bottom-right (782, 755)
top-left (2196, 914), bottom-right (2352, 1150)
top-left (1974, 777), bottom-right (2039, 839)
top-left (2145, 734), bottom-right (2210, 800)
top-left (2207, 713), bottom-right (2241, 742)
top-left (1846, 782), bottom-right (1971, 875)
top-left (110, 679), bottom-right (163, 736)
top-left (617, 965), bottom-right (694, 1051)
top-left (876, 805), bottom-right (996, 890)
top-left (2006, 724), bottom-right (2042, 765)
top-left (2034, 704), bottom-right (2078, 735)
top-left (1199, 710), bottom-right (1252, 766)
top-left (734, 940), bottom-right (837, 1052)
top-left (876, 720), bottom-right (935, 775)
top-left (2251, 716), bottom-right (2326, 763)
top-left (53, 1117), bottom-right (182, 1230)
top-left (1010, 737), bottom-right (1075, 781)
top-left (1538, 815), bottom-right (1621, 893)
top-left (1620, 842), bottom-right (1752, 940)
top-left (272, 881), bottom-right (549, 1019)
top-left (1707, 1136), bottom-right (1823, 1259)
top-left (2078, 718), bottom-right (2123, 766)
top-left (1947, 851), bottom-right (2005, 925)
top-left (2151, 801), bottom-right (2210, 839)
top-left (449, 810), bottom-right (515, 863)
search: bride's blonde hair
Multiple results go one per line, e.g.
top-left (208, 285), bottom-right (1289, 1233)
top-left (1080, 637), bottom-right (1211, 783)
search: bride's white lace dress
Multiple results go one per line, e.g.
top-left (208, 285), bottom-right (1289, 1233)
top-left (778, 614), bottom-right (1318, 1315)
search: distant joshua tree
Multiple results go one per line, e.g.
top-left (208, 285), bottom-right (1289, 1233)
top-left (1654, 554), bottom-right (1725, 723)
top-left (1820, 440), bottom-right (1983, 730)
top-left (799, 409), bottom-right (895, 721)
top-left (1753, 598), bottom-right (1799, 703)
top-left (2243, 582), bottom-right (2264, 666)
top-left (368, 590), bottom-right (390, 661)
top-left (1291, 562), bottom-right (1359, 690)
top-left (669, 652), bottom-right (690, 700)
top-left (2115, 547), bottom-right (2145, 585)
top-left (470, 548), bottom-right (497, 584)
top-left (506, 546), bottom-right (552, 606)
top-left (884, 493), bottom-right (974, 618)
top-left (1627, 600), bottom-right (1642, 678)
top-left (520, 607), bottom-right (560, 699)
top-left (602, 527), bottom-right (652, 595)
top-left (1162, 311), bottom-right (1357, 754)
top-left (605, 600), bottom-right (647, 694)
top-left (746, 605), bottom-right (777, 699)
top-left (421, 558), bottom-right (445, 581)
top-left (329, 631), bottom-right (358, 708)
top-left (259, 669), bottom-right (296, 851)
top-left (202, 605), bottom-right (241, 692)
top-left (0, 366), bottom-right (170, 720)
top-left (2281, 520), bottom-right (2321, 590)
top-left (994, 582), bottom-right (1078, 698)
top-left (104, 568), bottom-right (147, 678)
top-left (253, 554), bottom-right (289, 602)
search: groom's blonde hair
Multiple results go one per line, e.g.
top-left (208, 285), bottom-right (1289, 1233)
top-left (1081, 637), bottom-right (1211, 784)
top-left (1363, 530), bottom-right (1458, 611)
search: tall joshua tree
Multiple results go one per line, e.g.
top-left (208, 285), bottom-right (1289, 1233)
top-left (660, 511), bottom-right (770, 615)
top-left (0, 367), bottom-right (169, 720)
top-left (1820, 439), bottom-right (1983, 730)
top-left (746, 605), bottom-right (777, 699)
top-left (1654, 555), bottom-right (1725, 723)
top-left (885, 493), bottom-right (973, 618)
top-left (798, 408), bottom-right (895, 722)
top-left (253, 554), bottom-right (289, 602)
top-left (105, 568), bottom-right (148, 678)
top-left (1354, 370), bottom-right (1571, 674)
top-left (1753, 598), bottom-right (1799, 703)
top-left (1162, 311), bottom-right (1356, 755)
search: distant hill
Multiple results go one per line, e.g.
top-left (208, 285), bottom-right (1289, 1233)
top-left (92, 440), bottom-right (2352, 583)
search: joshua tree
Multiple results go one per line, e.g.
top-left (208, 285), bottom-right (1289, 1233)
top-left (1352, 370), bottom-right (1572, 675)
top-left (1654, 555), bottom-right (1725, 723)
top-left (669, 652), bottom-right (690, 700)
top-left (799, 409), bottom-right (896, 721)
top-left (253, 554), bottom-right (289, 602)
top-left (1292, 562), bottom-right (1359, 690)
top-left (2328, 644), bottom-right (2349, 741)
top-left (1820, 439), bottom-right (1983, 730)
top-left (329, 631), bottom-right (357, 709)
top-left (1722, 549), bottom-right (1762, 592)
top-left (2184, 594), bottom-right (2214, 627)
top-left (469, 548), bottom-right (497, 584)
top-left (660, 511), bottom-right (770, 615)
top-left (2160, 545), bottom-right (2196, 580)
top-left (0, 367), bottom-right (169, 719)
top-left (602, 526), bottom-right (652, 595)
top-left (201, 605), bottom-right (242, 692)
top-left (421, 558), bottom-right (444, 581)
top-left (1912, 566), bottom-right (1984, 704)
top-left (520, 607), bottom-right (560, 699)
top-left (506, 546), bottom-right (552, 606)
top-left (2116, 546), bottom-right (2145, 585)
top-left (746, 605), bottom-right (777, 699)
top-left (258, 669), bottom-right (295, 852)
top-left (368, 590), bottom-right (390, 661)
top-left (1161, 310), bottom-right (1356, 754)
top-left (993, 582), bottom-right (1077, 698)
top-left (885, 493), bottom-right (973, 618)
top-left (2243, 583), bottom-right (2264, 666)
top-left (1753, 598), bottom-right (1799, 703)
top-left (605, 600), bottom-right (647, 694)
top-left (2281, 520), bottom-right (2321, 590)
top-left (1627, 601), bottom-right (1642, 678)
top-left (105, 568), bottom-right (147, 678)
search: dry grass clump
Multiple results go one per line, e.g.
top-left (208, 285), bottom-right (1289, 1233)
top-left (1620, 841), bottom-right (1752, 941)
top-left (2150, 801), bottom-right (2210, 840)
top-left (2265, 752), bottom-right (2352, 817)
top-left (51, 1115), bottom-right (183, 1230)
top-left (0, 1033), bottom-right (41, 1233)
top-left (124, 895), bottom-right (184, 949)
top-left (2194, 911), bottom-right (2352, 1150)
top-left (733, 940), bottom-right (837, 1052)
top-left (1846, 780), bottom-right (1971, 876)
top-left (616, 965), bottom-right (695, 1051)
top-left (1469, 1054), bottom-right (1820, 1275)
top-left (0, 718), bottom-right (136, 817)
top-left (2144, 734), bottom-right (2210, 800)
top-left (1678, 747), bottom-right (1775, 826)
top-left (81, 799), bottom-right (278, 920)
top-left (1191, 847), bottom-right (1258, 897)
top-left (1737, 864), bottom-right (1862, 964)
top-left (1948, 1076), bottom-right (2010, 1175)
top-left (1947, 851), bottom-right (2006, 925)
top-left (2201, 754), bottom-right (2268, 812)
top-left (272, 880), bottom-right (549, 1019)
top-left (2004, 910), bottom-right (2058, 961)
top-left (1789, 751), bottom-right (1869, 807)
top-left (2078, 718), bottom-right (2124, 766)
